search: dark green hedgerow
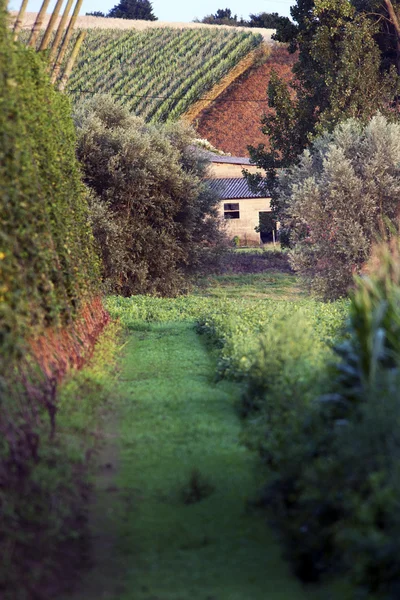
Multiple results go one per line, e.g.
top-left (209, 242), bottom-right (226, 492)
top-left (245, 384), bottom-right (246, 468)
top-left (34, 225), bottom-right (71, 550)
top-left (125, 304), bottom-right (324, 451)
top-left (0, 4), bottom-right (99, 365)
top-left (0, 3), bottom-right (104, 597)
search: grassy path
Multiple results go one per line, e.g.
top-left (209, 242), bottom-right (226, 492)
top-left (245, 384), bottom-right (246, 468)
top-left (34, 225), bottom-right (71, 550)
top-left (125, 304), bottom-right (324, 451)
top-left (66, 319), bottom-right (336, 599)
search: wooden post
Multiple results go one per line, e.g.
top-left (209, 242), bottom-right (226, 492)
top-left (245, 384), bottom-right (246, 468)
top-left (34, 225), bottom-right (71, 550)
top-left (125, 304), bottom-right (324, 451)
top-left (272, 229), bottom-right (276, 248)
top-left (13, 0), bottom-right (29, 41)
top-left (50, 0), bottom-right (84, 84)
top-left (58, 30), bottom-right (86, 91)
top-left (28, 0), bottom-right (52, 48)
top-left (48, 0), bottom-right (74, 64)
top-left (39, 0), bottom-right (65, 51)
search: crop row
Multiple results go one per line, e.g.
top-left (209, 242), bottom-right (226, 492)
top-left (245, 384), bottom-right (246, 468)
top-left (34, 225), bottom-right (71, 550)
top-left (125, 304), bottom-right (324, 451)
top-left (106, 294), bottom-right (348, 381)
top-left (65, 27), bottom-right (262, 121)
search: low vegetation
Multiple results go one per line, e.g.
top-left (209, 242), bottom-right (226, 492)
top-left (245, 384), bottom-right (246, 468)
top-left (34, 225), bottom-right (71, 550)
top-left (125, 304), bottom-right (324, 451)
top-left (260, 240), bottom-right (400, 597)
top-left (107, 239), bottom-right (400, 597)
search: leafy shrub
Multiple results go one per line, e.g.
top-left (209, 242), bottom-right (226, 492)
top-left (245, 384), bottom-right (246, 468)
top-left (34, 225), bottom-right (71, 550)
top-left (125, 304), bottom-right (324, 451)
top-left (277, 115), bottom-right (400, 299)
top-left (261, 239), bottom-right (400, 597)
top-left (75, 95), bottom-right (226, 296)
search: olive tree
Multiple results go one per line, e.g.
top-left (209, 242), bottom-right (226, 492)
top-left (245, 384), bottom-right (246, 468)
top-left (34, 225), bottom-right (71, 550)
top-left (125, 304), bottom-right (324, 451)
top-left (279, 115), bottom-right (400, 299)
top-left (74, 95), bottom-right (225, 296)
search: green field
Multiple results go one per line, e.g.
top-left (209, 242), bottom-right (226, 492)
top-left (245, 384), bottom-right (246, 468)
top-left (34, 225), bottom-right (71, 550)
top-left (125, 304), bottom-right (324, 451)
top-left (63, 27), bottom-right (261, 121)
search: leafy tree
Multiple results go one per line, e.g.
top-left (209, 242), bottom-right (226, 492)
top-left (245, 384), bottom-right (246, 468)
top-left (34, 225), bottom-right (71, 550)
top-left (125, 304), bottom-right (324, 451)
top-left (199, 8), bottom-right (242, 25)
top-left (278, 115), bottom-right (400, 299)
top-left (198, 8), bottom-right (293, 29)
top-left (247, 11), bottom-right (296, 32)
top-left (246, 0), bottom-right (399, 207)
top-left (107, 0), bottom-right (157, 20)
top-left (86, 10), bottom-right (105, 16)
top-left (74, 95), bottom-right (225, 296)
top-left (276, 0), bottom-right (400, 74)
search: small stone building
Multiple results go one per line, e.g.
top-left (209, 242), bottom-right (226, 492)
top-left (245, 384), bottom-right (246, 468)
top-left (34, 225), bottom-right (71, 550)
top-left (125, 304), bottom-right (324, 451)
top-left (205, 154), bottom-right (272, 245)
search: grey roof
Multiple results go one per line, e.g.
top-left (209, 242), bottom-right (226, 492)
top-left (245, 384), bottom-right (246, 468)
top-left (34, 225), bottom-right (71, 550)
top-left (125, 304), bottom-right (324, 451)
top-left (193, 147), bottom-right (252, 165)
top-left (207, 177), bottom-right (267, 199)
top-left (208, 154), bottom-right (251, 165)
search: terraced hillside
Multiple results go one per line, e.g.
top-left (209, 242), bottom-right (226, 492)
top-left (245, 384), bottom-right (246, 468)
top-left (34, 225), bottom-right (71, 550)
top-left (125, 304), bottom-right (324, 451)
top-left (65, 27), bottom-right (263, 122)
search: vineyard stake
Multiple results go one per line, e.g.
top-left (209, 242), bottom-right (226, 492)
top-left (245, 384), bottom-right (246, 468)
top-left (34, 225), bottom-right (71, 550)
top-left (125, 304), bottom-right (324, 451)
top-left (58, 30), bottom-right (86, 91)
top-left (39, 0), bottom-right (65, 51)
top-left (50, 0), bottom-right (84, 83)
top-left (13, 0), bottom-right (29, 41)
top-left (48, 0), bottom-right (74, 65)
top-left (28, 0), bottom-right (51, 48)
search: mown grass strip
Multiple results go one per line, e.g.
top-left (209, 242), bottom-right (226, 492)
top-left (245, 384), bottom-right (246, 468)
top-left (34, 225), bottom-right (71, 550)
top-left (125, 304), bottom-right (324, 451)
top-left (63, 320), bottom-right (339, 600)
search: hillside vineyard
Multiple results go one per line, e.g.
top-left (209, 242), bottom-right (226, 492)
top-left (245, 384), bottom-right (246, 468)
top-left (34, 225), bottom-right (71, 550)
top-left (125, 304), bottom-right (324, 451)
top-left (65, 28), bottom-right (262, 121)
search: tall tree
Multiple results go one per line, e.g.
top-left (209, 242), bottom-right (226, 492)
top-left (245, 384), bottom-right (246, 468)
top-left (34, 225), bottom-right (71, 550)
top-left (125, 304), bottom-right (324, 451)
top-left (246, 0), bottom-right (399, 210)
top-left (108, 0), bottom-right (157, 20)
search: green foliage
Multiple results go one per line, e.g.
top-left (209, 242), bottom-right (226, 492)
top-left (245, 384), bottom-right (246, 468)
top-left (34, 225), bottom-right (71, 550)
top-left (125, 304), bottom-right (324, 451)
top-left (0, 5), bottom-right (105, 596)
top-left (200, 8), bottom-right (241, 25)
top-left (0, 322), bottom-right (121, 598)
top-left (198, 8), bottom-right (293, 30)
top-left (246, 0), bottom-right (399, 192)
top-left (258, 240), bottom-right (400, 596)
top-left (0, 5), bottom-right (99, 365)
top-left (75, 95), bottom-right (225, 296)
top-left (64, 27), bottom-right (262, 122)
top-left (277, 115), bottom-right (400, 299)
top-left (107, 0), bottom-right (157, 20)
top-left (248, 12), bottom-right (295, 31)
top-left (106, 290), bottom-right (347, 383)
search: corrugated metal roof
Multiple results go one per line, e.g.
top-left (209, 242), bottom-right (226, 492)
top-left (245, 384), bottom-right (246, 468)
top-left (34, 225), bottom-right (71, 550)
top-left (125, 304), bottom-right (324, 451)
top-left (208, 155), bottom-right (251, 165)
top-left (206, 177), bottom-right (268, 199)
top-left (192, 147), bottom-right (253, 165)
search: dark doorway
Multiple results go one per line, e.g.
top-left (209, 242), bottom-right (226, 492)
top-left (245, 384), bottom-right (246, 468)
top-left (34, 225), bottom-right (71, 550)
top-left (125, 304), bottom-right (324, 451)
top-left (258, 211), bottom-right (277, 243)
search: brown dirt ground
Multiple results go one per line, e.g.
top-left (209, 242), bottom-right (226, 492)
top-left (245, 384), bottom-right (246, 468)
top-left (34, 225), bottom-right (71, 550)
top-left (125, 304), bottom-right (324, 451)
top-left (195, 46), bottom-right (296, 157)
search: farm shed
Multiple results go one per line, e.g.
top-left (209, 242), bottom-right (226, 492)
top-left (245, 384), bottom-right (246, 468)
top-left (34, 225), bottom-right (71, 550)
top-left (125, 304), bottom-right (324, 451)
top-left (205, 154), bottom-right (272, 245)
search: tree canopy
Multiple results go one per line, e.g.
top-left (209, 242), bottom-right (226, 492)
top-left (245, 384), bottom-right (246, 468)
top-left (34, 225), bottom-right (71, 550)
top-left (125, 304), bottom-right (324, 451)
top-left (246, 0), bottom-right (400, 200)
top-left (197, 8), bottom-right (291, 30)
top-left (107, 0), bottom-right (157, 20)
top-left (74, 95), bottom-right (225, 296)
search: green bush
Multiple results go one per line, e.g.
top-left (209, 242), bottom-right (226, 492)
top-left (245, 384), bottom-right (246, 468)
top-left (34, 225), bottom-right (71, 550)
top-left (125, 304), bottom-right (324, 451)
top-left (75, 94), bottom-right (226, 296)
top-left (261, 239), bottom-right (400, 597)
top-left (276, 115), bottom-right (400, 299)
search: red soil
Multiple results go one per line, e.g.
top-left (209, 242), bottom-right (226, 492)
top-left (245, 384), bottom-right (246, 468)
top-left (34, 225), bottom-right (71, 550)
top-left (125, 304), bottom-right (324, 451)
top-left (30, 296), bottom-right (110, 384)
top-left (195, 46), bottom-right (296, 157)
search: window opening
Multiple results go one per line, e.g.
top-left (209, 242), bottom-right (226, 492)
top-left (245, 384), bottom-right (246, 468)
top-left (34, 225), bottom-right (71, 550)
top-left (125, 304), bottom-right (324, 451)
top-left (224, 202), bottom-right (240, 219)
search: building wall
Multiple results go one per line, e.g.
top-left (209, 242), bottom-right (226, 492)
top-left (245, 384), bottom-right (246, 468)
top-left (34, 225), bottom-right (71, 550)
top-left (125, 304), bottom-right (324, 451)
top-left (208, 162), bottom-right (261, 178)
top-left (218, 197), bottom-right (271, 244)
